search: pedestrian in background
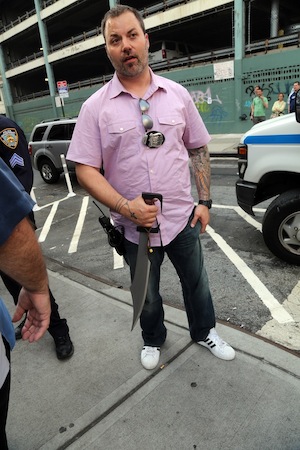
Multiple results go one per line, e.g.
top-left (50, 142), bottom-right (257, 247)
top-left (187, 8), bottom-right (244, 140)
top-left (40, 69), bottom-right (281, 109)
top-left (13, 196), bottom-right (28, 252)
top-left (270, 92), bottom-right (286, 118)
top-left (0, 115), bottom-right (74, 360)
top-left (0, 158), bottom-right (51, 449)
top-left (250, 88), bottom-right (268, 124)
top-left (67, 5), bottom-right (235, 370)
top-left (287, 81), bottom-right (300, 113)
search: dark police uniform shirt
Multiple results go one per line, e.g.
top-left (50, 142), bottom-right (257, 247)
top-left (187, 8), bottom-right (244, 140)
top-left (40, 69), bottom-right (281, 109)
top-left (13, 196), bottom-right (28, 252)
top-left (0, 158), bottom-right (35, 378)
top-left (0, 115), bottom-right (33, 194)
top-left (289, 91), bottom-right (297, 113)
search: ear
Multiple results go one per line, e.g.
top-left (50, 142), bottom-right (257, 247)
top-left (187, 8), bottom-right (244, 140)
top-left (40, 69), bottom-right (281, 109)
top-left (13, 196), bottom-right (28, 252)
top-left (145, 33), bottom-right (150, 49)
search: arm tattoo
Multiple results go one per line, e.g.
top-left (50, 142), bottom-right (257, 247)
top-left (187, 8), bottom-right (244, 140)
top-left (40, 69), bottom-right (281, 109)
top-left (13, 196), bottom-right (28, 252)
top-left (188, 145), bottom-right (211, 199)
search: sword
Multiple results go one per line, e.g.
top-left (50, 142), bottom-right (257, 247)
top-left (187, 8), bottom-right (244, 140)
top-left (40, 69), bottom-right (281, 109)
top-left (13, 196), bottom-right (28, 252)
top-left (130, 192), bottom-right (163, 330)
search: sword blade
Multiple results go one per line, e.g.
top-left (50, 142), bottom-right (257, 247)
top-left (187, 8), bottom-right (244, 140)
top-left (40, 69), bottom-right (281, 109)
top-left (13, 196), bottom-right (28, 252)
top-left (130, 232), bottom-right (150, 330)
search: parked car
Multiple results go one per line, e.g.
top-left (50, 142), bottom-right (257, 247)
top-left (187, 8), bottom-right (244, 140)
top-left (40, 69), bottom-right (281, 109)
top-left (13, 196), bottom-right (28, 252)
top-left (28, 117), bottom-right (77, 183)
top-left (236, 91), bottom-right (300, 265)
top-left (148, 40), bottom-right (189, 62)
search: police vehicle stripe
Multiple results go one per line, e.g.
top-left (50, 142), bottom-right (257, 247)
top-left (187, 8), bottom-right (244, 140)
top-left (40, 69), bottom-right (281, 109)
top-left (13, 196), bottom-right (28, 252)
top-left (244, 134), bottom-right (300, 144)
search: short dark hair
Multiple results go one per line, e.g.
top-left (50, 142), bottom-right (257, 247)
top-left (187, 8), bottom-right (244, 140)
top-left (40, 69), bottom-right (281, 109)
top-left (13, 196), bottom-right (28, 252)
top-left (101, 5), bottom-right (145, 41)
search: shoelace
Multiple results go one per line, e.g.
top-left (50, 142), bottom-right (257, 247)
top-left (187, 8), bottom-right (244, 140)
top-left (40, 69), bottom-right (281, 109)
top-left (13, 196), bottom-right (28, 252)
top-left (208, 331), bottom-right (227, 348)
top-left (143, 346), bottom-right (159, 356)
top-left (56, 335), bottom-right (69, 345)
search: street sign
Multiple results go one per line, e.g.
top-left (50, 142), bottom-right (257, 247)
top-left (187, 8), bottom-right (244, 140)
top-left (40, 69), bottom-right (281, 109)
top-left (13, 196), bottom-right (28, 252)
top-left (57, 80), bottom-right (69, 98)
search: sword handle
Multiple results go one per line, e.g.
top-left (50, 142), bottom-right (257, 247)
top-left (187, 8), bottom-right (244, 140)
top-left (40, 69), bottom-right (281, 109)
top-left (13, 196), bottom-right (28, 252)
top-left (137, 192), bottom-right (163, 233)
top-left (142, 192), bottom-right (163, 207)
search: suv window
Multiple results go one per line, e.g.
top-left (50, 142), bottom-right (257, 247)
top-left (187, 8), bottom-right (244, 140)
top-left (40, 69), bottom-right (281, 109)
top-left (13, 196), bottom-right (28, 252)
top-left (48, 123), bottom-right (75, 141)
top-left (32, 125), bottom-right (47, 142)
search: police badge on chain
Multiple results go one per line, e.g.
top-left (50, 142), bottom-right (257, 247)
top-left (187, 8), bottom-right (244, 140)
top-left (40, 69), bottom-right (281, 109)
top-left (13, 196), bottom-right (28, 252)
top-left (0, 128), bottom-right (19, 150)
top-left (142, 131), bottom-right (165, 148)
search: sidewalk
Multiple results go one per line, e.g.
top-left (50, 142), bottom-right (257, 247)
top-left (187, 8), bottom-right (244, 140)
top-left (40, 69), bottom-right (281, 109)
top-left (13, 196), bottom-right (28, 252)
top-left (4, 262), bottom-right (300, 450)
top-left (209, 133), bottom-right (243, 156)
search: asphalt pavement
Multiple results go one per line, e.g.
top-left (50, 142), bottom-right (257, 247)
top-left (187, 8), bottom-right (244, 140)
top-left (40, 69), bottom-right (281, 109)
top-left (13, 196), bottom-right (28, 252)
top-left (3, 132), bottom-right (300, 449)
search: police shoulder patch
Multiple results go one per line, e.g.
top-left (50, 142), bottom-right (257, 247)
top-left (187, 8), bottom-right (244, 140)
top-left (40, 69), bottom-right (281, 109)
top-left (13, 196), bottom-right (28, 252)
top-left (0, 127), bottom-right (19, 150)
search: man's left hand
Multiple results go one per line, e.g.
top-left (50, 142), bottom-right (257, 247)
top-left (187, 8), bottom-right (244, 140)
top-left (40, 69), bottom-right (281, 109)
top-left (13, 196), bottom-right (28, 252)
top-left (190, 204), bottom-right (210, 233)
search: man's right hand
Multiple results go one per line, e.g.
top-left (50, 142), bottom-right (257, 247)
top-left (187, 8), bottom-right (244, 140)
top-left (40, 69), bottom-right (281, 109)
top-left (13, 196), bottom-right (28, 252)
top-left (123, 195), bottom-right (159, 228)
top-left (13, 288), bottom-right (51, 342)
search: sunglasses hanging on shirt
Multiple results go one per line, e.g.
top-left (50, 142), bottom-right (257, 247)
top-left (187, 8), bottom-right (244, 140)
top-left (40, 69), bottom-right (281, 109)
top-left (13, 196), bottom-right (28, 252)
top-left (139, 98), bottom-right (165, 148)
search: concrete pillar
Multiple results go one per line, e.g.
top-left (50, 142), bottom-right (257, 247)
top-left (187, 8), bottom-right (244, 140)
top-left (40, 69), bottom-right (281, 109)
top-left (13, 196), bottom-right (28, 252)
top-left (109, 0), bottom-right (119, 8)
top-left (34, 0), bottom-right (58, 117)
top-left (270, 0), bottom-right (279, 38)
top-left (234, 0), bottom-right (245, 126)
top-left (0, 45), bottom-right (14, 118)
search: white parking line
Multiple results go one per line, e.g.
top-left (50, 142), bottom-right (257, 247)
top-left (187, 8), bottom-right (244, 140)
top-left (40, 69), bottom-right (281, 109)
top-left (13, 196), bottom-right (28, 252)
top-left (233, 206), bottom-right (262, 231)
top-left (36, 197), bottom-right (296, 325)
top-left (38, 201), bottom-right (59, 243)
top-left (68, 196), bottom-right (89, 254)
top-left (113, 249), bottom-right (124, 269)
top-left (206, 224), bottom-right (294, 324)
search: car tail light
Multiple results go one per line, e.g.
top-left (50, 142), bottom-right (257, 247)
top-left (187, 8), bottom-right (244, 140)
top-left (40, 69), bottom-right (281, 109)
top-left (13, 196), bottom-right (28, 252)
top-left (162, 48), bottom-right (167, 59)
top-left (237, 143), bottom-right (247, 159)
top-left (28, 144), bottom-right (32, 155)
top-left (237, 144), bottom-right (248, 178)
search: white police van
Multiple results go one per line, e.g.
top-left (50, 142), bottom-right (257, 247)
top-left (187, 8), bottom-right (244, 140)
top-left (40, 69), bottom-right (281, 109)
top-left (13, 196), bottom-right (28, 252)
top-left (236, 91), bottom-right (300, 265)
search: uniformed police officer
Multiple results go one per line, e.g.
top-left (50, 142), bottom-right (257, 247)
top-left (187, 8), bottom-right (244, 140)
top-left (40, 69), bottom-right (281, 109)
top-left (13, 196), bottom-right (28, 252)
top-left (0, 115), bottom-right (74, 360)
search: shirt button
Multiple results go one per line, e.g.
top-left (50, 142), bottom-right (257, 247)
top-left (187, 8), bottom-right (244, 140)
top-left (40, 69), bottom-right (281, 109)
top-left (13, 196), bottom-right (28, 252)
top-left (120, 127), bottom-right (124, 131)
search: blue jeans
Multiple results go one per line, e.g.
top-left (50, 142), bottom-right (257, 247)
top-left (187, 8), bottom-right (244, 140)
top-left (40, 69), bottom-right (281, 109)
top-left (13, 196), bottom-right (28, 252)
top-left (124, 211), bottom-right (216, 346)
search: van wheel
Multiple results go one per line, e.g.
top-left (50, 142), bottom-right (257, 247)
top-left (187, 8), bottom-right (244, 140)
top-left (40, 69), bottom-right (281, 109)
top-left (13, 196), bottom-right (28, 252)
top-left (262, 190), bottom-right (300, 265)
top-left (38, 158), bottom-right (60, 184)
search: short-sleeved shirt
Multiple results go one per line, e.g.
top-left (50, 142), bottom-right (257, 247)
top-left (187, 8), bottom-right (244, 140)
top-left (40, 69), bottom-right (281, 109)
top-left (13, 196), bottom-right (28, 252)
top-left (0, 158), bottom-right (35, 245)
top-left (67, 69), bottom-right (210, 246)
top-left (0, 158), bottom-right (35, 387)
top-left (252, 96), bottom-right (268, 117)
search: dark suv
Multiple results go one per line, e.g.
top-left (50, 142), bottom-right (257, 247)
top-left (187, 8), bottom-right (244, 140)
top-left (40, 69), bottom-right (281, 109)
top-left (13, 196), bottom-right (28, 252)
top-left (28, 118), bottom-right (77, 183)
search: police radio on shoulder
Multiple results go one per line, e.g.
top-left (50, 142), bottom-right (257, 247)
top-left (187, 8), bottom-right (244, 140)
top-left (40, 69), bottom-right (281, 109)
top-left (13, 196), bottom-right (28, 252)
top-left (198, 199), bottom-right (212, 209)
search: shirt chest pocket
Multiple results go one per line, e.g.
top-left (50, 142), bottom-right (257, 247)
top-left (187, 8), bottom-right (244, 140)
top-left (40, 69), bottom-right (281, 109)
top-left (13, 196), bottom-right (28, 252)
top-left (158, 115), bottom-right (183, 127)
top-left (106, 120), bottom-right (138, 151)
top-left (158, 115), bottom-right (185, 140)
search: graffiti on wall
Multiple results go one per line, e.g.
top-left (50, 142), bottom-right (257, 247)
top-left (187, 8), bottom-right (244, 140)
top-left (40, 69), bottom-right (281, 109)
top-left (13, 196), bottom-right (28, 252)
top-left (244, 81), bottom-right (294, 108)
top-left (190, 87), bottom-right (228, 122)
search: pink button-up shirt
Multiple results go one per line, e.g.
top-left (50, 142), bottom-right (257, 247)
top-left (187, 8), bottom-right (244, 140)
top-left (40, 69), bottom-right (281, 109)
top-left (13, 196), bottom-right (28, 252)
top-left (67, 69), bottom-right (210, 246)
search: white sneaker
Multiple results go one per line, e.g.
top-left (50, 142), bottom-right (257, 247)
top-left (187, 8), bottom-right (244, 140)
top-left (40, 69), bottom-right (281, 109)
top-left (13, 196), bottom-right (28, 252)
top-left (141, 346), bottom-right (160, 370)
top-left (198, 328), bottom-right (235, 361)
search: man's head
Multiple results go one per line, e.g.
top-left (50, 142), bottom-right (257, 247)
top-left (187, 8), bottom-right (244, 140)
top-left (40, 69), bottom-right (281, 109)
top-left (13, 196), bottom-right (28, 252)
top-left (101, 5), bottom-right (145, 38)
top-left (293, 82), bottom-right (300, 92)
top-left (256, 88), bottom-right (263, 97)
top-left (101, 5), bottom-right (149, 80)
top-left (254, 85), bottom-right (261, 94)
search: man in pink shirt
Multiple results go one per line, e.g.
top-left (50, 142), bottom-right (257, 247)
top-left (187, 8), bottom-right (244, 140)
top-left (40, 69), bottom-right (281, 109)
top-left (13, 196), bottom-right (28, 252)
top-left (67, 5), bottom-right (235, 370)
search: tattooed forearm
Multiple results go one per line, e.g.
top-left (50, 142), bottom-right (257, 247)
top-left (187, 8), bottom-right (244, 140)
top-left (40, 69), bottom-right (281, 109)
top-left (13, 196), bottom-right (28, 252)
top-left (188, 145), bottom-right (211, 199)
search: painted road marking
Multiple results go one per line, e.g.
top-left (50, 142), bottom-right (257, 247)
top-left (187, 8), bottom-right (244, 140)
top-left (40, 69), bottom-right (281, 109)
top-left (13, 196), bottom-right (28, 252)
top-left (38, 201), bottom-right (59, 243)
top-left (68, 196), bottom-right (89, 253)
top-left (36, 198), bottom-right (296, 324)
top-left (207, 219), bottom-right (294, 324)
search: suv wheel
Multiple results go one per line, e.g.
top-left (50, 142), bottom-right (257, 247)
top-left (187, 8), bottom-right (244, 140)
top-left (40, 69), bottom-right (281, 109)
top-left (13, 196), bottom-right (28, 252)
top-left (38, 158), bottom-right (60, 184)
top-left (262, 189), bottom-right (300, 265)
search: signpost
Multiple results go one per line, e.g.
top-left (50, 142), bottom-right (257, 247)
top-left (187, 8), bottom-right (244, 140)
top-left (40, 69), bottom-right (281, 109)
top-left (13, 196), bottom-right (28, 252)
top-left (56, 80), bottom-right (69, 117)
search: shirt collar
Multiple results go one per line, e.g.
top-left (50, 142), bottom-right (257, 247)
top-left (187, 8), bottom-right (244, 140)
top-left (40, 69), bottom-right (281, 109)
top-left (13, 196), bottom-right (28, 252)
top-left (109, 68), bottom-right (166, 100)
